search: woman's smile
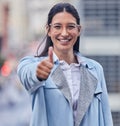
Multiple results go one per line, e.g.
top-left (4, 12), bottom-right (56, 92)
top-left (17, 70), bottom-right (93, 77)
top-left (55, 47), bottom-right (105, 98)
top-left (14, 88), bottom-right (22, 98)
top-left (57, 37), bottom-right (72, 44)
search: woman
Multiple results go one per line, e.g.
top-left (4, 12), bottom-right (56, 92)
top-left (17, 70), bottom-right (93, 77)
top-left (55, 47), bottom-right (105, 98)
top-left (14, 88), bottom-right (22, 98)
top-left (17, 2), bottom-right (113, 126)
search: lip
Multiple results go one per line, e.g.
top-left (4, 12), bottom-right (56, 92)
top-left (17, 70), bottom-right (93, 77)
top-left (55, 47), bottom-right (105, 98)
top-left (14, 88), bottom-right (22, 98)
top-left (57, 38), bottom-right (72, 43)
top-left (57, 39), bottom-right (72, 45)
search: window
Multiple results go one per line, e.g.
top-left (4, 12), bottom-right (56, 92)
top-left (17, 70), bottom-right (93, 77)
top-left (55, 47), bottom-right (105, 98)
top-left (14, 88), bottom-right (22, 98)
top-left (82, 0), bottom-right (120, 36)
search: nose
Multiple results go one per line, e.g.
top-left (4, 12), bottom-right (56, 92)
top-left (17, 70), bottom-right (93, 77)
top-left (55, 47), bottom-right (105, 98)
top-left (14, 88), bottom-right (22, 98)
top-left (61, 27), bottom-right (68, 36)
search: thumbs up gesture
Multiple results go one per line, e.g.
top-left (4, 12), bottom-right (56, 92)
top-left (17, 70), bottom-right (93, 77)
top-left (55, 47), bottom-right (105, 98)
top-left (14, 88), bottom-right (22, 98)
top-left (36, 47), bottom-right (54, 80)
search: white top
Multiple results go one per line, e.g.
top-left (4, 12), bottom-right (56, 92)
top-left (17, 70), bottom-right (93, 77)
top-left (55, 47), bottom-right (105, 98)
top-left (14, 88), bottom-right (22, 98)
top-left (53, 52), bottom-right (81, 119)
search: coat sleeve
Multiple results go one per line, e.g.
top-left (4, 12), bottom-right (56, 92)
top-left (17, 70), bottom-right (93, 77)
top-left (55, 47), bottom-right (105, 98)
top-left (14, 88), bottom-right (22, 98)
top-left (17, 56), bottom-right (45, 94)
top-left (99, 66), bottom-right (113, 126)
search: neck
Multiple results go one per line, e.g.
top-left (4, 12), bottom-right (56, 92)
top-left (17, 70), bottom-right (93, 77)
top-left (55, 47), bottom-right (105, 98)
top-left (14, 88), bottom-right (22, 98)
top-left (54, 50), bottom-right (78, 64)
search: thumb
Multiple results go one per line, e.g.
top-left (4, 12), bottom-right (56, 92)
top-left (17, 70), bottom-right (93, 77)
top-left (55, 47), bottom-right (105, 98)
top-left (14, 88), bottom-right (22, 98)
top-left (48, 46), bottom-right (53, 63)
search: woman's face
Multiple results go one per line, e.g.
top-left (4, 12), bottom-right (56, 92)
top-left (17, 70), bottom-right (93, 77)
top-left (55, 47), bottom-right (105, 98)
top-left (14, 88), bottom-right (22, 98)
top-left (48, 11), bottom-right (81, 54)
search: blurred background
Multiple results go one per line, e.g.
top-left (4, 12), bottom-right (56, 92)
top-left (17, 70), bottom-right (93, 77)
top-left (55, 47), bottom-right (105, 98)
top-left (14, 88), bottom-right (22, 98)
top-left (0, 0), bottom-right (120, 126)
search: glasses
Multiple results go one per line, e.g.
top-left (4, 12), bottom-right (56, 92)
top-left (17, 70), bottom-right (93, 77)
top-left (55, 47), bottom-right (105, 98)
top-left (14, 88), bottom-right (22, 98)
top-left (49, 23), bottom-right (80, 33)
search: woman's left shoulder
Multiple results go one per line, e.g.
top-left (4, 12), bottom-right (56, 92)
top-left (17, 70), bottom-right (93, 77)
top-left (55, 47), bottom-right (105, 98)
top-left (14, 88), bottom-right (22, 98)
top-left (76, 52), bottom-right (103, 70)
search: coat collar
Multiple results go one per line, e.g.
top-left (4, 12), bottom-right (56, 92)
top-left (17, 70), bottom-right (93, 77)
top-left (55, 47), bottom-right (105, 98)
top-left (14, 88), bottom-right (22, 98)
top-left (51, 63), bottom-right (98, 126)
top-left (51, 65), bottom-right (72, 105)
top-left (75, 65), bottom-right (97, 126)
top-left (75, 52), bottom-right (96, 69)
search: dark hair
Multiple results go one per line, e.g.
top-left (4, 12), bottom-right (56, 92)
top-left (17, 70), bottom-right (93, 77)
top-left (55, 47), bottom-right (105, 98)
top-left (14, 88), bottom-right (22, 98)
top-left (36, 2), bottom-right (80, 57)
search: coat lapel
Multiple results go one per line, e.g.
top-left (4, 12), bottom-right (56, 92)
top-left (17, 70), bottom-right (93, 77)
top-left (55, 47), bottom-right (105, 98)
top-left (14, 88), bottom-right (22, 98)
top-left (75, 65), bottom-right (97, 126)
top-left (51, 64), bottom-right (97, 126)
top-left (51, 65), bottom-right (72, 105)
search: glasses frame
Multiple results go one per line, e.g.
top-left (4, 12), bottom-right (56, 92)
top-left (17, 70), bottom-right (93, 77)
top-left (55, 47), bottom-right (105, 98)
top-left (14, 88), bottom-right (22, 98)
top-left (49, 23), bottom-right (80, 33)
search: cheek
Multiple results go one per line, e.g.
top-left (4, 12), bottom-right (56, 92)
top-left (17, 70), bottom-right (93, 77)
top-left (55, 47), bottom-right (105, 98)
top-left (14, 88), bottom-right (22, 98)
top-left (73, 30), bottom-right (80, 36)
top-left (48, 33), bottom-right (58, 40)
top-left (72, 32), bottom-right (80, 41)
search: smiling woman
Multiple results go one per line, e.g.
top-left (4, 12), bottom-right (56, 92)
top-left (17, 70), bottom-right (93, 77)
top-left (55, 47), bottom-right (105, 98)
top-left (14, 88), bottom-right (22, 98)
top-left (17, 2), bottom-right (113, 126)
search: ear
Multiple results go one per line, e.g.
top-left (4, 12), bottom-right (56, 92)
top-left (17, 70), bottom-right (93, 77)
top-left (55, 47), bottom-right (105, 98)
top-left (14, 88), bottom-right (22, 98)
top-left (78, 25), bottom-right (82, 36)
top-left (46, 25), bottom-right (51, 37)
top-left (78, 25), bottom-right (81, 32)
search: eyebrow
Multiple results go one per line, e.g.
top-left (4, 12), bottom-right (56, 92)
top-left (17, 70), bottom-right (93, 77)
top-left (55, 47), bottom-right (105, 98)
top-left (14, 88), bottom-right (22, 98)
top-left (51, 23), bottom-right (78, 25)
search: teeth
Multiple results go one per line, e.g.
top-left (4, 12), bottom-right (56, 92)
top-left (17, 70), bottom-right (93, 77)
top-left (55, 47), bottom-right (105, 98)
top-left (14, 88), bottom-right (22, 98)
top-left (59, 39), bottom-right (70, 42)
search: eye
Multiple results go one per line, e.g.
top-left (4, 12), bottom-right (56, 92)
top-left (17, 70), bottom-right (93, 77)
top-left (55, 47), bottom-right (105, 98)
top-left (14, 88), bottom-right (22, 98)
top-left (67, 25), bottom-right (76, 30)
top-left (53, 25), bottom-right (61, 30)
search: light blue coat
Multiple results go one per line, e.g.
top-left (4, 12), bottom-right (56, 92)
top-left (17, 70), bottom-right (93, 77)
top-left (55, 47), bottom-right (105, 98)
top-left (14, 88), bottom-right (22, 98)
top-left (17, 52), bottom-right (113, 126)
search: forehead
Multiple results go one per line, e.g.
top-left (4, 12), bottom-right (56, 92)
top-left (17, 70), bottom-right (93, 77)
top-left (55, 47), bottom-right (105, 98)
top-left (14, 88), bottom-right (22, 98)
top-left (51, 12), bottom-right (77, 24)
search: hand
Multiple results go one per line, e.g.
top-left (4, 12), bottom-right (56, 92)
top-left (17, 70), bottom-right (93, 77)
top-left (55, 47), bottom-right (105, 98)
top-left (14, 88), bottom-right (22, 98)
top-left (36, 47), bottom-right (54, 80)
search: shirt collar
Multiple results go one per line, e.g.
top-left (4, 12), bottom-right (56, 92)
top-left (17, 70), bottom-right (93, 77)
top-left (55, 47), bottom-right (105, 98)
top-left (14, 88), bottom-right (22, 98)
top-left (53, 51), bottom-right (95, 69)
top-left (53, 52), bottom-right (81, 66)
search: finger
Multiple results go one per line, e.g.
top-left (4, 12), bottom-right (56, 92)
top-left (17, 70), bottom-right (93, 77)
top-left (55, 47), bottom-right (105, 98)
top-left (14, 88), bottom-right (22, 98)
top-left (37, 63), bottom-right (52, 73)
top-left (48, 46), bottom-right (53, 63)
top-left (40, 60), bottom-right (53, 69)
top-left (36, 64), bottom-right (50, 79)
top-left (36, 69), bottom-right (50, 80)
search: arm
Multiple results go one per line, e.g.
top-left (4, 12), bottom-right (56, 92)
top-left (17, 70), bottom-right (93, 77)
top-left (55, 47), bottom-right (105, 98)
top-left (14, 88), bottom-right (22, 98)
top-left (17, 56), bottom-right (44, 93)
top-left (17, 47), bottom-right (53, 94)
